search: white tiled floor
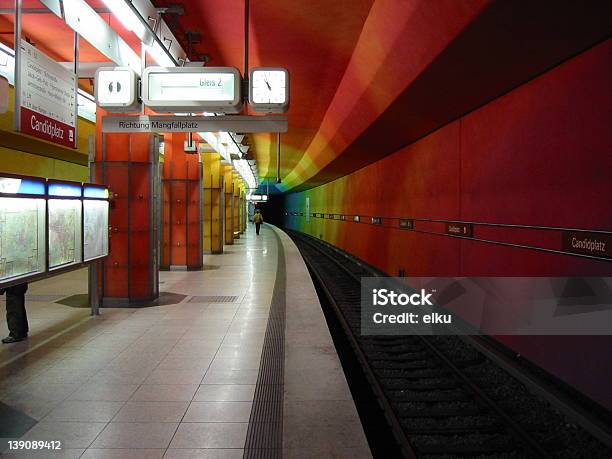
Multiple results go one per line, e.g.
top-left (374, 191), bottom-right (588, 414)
top-left (0, 227), bottom-right (277, 458)
top-left (0, 225), bottom-right (371, 458)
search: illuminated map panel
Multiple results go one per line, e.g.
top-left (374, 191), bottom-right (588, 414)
top-left (83, 200), bottom-right (109, 261)
top-left (0, 197), bottom-right (46, 282)
top-left (48, 199), bottom-right (82, 270)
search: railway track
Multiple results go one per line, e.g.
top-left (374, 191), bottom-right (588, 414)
top-left (287, 229), bottom-right (612, 458)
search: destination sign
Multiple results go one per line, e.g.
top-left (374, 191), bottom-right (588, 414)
top-left (102, 115), bottom-right (288, 133)
top-left (142, 67), bottom-right (242, 113)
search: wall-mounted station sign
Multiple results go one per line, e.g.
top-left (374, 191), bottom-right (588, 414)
top-left (19, 40), bottom-right (77, 148)
top-left (142, 67), bottom-right (242, 113)
top-left (562, 231), bottom-right (611, 259)
top-left (446, 222), bottom-right (474, 237)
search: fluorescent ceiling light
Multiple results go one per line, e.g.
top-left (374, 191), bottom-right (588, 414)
top-left (234, 158), bottom-right (258, 189)
top-left (52, 0), bottom-right (142, 74)
top-left (197, 132), bottom-right (258, 188)
top-left (102, 0), bottom-right (154, 46)
top-left (77, 89), bottom-right (96, 122)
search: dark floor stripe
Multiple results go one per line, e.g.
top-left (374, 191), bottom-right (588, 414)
top-left (244, 228), bottom-right (286, 458)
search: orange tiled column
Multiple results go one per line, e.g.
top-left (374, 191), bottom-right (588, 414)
top-left (202, 152), bottom-right (224, 254)
top-left (223, 165), bottom-right (234, 245)
top-left (93, 110), bottom-right (160, 304)
top-left (232, 172), bottom-right (241, 240)
top-left (160, 133), bottom-right (203, 270)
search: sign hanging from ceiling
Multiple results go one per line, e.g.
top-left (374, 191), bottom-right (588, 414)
top-left (142, 67), bottom-right (242, 113)
top-left (95, 65), bottom-right (290, 115)
top-left (101, 115), bottom-right (288, 133)
top-left (18, 40), bottom-right (77, 148)
top-left (95, 67), bottom-right (140, 112)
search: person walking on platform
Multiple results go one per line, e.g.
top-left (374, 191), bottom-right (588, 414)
top-left (253, 209), bottom-right (264, 235)
top-left (1, 283), bottom-right (29, 343)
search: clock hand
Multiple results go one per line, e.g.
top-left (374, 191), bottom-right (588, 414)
top-left (264, 77), bottom-right (271, 91)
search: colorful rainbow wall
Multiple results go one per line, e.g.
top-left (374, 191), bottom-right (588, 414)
top-left (282, 39), bottom-right (612, 409)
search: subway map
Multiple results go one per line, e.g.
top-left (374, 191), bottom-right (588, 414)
top-left (48, 201), bottom-right (79, 268)
top-left (0, 198), bottom-right (42, 281)
top-left (84, 200), bottom-right (109, 261)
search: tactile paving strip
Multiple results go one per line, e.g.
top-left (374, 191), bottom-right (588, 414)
top-left (243, 231), bottom-right (286, 459)
top-left (187, 295), bottom-right (239, 303)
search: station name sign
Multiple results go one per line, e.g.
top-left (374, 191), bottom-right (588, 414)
top-left (446, 222), bottom-right (473, 237)
top-left (102, 115), bottom-right (288, 133)
top-left (19, 40), bottom-right (77, 148)
top-left (562, 231), bottom-right (611, 259)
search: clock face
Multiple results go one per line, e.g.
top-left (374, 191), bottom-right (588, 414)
top-left (251, 69), bottom-right (288, 105)
top-left (249, 68), bottom-right (289, 113)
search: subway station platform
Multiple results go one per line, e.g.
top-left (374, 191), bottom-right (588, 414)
top-left (0, 226), bottom-right (370, 458)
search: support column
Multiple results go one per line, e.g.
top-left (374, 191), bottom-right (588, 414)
top-left (202, 152), bottom-right (224, 254)
top-left (223, 165), bottom-right (234, 245)
top-left (93, 111), bottom-right (160, 304)
top-left (232, 172), bottom-right (240, 240)
top-left (160, 133), bottom-right (203, 270)
top-left (239, 181), bottom-right (246, 234)
top-left (237, 182), bottom-right (243, 234)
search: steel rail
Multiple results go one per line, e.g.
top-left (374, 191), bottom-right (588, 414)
top-left (291, 230), bottom-right (554, 458)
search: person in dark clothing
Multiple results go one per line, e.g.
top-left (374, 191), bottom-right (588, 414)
top-left (1, 283), bottom-right (29, 343)
top-left (253, 209), bottom-right (263, 235)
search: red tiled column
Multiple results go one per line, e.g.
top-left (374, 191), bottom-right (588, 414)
top-left (160, 133), bottom-right (203, 270)
top-left (93, 111), bottom-right (160, 304)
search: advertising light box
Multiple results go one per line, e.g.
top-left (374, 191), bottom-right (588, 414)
top-left (142, 67), bottom-right (242, 113)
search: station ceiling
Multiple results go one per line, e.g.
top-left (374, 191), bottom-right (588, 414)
top-left (1, 1), bottom-right (610, 193)
top-left (155, 0), bottom-right (612, 193)
top-left (153, 0), bottom-right (374, 189)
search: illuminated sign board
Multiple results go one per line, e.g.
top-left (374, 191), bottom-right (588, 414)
top-left (48, 181), bottom-right (82, 198)
top-left (83, 184), bottom-right (109, 199)
top-left (0, 176), bottom-right (45, 196)
top-left (95, 67), bottom-right (140, 112)
top-left (142, 67), bottom-right (242, 113)
top-left (248, 194), bottom-right (268, 202)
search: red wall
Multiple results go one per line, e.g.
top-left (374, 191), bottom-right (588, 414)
top-left (284, 40), bottom-right (612, 408)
